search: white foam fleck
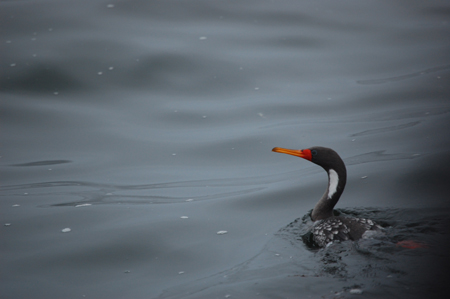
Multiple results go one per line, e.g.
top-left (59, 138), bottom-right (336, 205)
top-left (349, 288), bottom-right (363, 294)
top-left (75, 203), bottom-right (92, 208)
top-left (61, 228), bottom-right (71, 233)
top-left (216, 230), bottom-right (228, 235)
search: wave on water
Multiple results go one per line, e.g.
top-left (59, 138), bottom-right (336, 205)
top-left (357, 64), bottom-right (450, 85)
top-left (156, 207), bottom-right (450, 299)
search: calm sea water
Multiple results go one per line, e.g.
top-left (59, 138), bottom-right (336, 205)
top-left (2, 0), bottom-right (450, 298)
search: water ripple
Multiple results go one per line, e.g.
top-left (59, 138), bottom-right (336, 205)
top-left (357, 64), bottom-right (450, 85)
top-left (10, 160), bottom-right (72, 167)
top-left (350, 121), bottom-right (421, 137)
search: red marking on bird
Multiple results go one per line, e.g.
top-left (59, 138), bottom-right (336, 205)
top-left (396, 240), bottom-right (429, 249)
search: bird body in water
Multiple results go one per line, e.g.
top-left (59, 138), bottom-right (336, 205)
top-left (272, 146), bottom-right (381, 248)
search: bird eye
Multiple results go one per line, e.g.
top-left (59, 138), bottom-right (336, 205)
top-left (311, 150), bottom-right (317, 156)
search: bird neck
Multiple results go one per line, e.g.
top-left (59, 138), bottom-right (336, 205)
top-left (311, 167), bottom-right (347, 221)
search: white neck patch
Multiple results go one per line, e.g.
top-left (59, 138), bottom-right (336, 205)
top-left (328, 169), bottom-right (339, 199)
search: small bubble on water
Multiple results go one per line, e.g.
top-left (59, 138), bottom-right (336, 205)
top-left (349, 289), bottom-right (363, 295)
top-left (107, 4), bottom-right (115, 8)
top-left (61, 228), bottom-right (71, 233)
top-left (217, 230), bottom-right (228, 235)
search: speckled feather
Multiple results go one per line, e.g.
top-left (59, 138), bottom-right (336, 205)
top-left (312, 216), bottom-right (381, 247)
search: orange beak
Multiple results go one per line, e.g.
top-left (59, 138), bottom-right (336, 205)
top-left (272, 147), bottom-right (312, 161)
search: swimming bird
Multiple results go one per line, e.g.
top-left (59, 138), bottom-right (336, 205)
top-left (272, 146), bottom-right (381, 247)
